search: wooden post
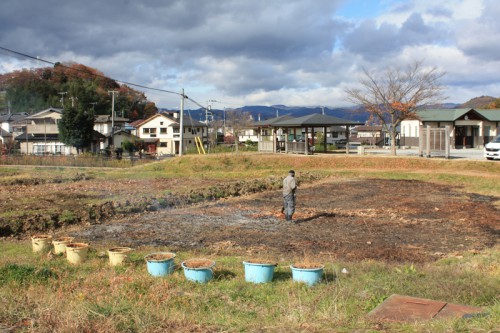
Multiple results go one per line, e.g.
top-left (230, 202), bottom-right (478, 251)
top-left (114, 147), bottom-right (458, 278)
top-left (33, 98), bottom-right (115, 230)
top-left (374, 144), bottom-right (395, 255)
top-left (445, 126), bottom-right (450, 159)
top-left (346, 126), bottom-right (350, 155)
top-left (305, 127), bottom-right (309, 155)
top-left (285, 128), bottom-right (288, 154)
top-left (272, 128), bottom-right (276, 153)
top-left (323, 126), bottom-right (327, 152)
top-left (418, 125), bottom-right (423, 157)
top-left (426, 125), bottom-right (431, 157)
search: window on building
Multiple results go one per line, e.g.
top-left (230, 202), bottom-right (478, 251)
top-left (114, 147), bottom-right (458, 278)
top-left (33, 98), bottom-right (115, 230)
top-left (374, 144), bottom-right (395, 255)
top-left (143, 128), bottom-right (157, 134)
top-left (33, 145), bottom-right (44, 155)
top-left (160, 128), bottom-right (167, 134)
top-left (173, 128), bottom-right (180, 134)
top-left (160, 122), bottom-right (164, 125)
top-left (159, 142), bottom-right (168, 147)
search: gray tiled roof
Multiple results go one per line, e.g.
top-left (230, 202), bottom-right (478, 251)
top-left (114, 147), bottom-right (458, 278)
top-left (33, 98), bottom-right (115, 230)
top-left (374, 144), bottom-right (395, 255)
top-left (417, 109), bottom-right (500, 121)
top-left (271, 113), bottom-right (362, 127)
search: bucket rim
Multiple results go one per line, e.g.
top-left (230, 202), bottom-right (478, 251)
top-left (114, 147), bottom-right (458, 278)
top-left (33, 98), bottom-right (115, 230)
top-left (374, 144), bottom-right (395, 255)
top-left (53, 236), bottom-right (74, 243)
top-left (243, 260), bottom-right (277, 267)
top-left (31, 234), bottom-right (52, 240)
top-left (66, 242), bottom-right (89, 249)
top-left (144, 252), bottom-right (176, 262)
top-left (290, 264), bottom-right (325, 271)
top-left (108, 247), bottom-right (132, 254)
top-left (181, 259), bottom-right (215, 270)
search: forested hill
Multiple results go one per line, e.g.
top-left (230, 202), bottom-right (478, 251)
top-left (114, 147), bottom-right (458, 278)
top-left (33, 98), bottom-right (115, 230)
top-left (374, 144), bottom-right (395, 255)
top-left (459, 95), bottom-right (500, 109)
top-left (0, 63), bottom-right (157, 120)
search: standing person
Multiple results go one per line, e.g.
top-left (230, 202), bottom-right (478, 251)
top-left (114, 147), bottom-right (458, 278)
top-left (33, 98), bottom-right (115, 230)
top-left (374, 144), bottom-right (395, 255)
top-left (283, 170), bottom-right (297, 222)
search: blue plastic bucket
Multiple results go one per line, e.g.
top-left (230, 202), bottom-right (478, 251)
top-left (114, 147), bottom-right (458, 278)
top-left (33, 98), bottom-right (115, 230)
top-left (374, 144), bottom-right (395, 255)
top-left (243, 261), bottom-right (277, 283)
top-left (145, 252), bottom-right (176, 277)
top-left (181, 259), bottom-right (215, 283)
top-left (290, 264), bottom-right (324, 286)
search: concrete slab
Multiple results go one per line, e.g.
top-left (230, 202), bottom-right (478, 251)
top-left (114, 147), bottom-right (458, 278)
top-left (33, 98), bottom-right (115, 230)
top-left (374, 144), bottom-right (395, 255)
top-left (367, 294), bottom-right (484, 323)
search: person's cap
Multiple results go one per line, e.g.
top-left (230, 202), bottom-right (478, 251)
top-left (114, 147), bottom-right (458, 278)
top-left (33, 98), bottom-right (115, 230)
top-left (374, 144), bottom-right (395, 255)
top-left (289, 170), bottom-right (295, 175)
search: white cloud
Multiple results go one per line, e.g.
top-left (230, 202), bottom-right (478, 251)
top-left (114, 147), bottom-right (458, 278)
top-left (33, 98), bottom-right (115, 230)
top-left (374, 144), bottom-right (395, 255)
top-left (1, 0), bottom-right (499, 109)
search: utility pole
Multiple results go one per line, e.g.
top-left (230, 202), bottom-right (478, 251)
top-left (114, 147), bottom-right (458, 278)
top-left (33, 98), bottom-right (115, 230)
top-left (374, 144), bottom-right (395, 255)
top-left (58, 92), bottom-right (67, 108)
top-left (179, 89), bottom-right (185, 156)
top-left (205, 104), bottom-right (211, 152)
top-left (223, 107), bottom-right (226, 142)
top-left (69, 96), bottom-right (78, 108)
top-left (108, 90), bottom-right (119, 147)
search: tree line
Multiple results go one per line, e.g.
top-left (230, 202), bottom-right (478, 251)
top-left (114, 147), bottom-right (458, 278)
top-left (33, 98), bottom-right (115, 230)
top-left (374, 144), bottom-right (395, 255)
top-left (0, 63), bottom-right (157, 120)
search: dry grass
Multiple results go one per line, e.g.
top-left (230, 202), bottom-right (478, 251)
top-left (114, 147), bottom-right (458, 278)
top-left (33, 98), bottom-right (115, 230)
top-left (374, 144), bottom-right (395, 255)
top-left (0, 243), bottom-right (498, 332)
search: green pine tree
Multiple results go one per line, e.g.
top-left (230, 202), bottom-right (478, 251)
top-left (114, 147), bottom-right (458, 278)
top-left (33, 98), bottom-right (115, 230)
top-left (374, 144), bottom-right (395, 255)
top-left (58, 104), bottom-right (94, 154)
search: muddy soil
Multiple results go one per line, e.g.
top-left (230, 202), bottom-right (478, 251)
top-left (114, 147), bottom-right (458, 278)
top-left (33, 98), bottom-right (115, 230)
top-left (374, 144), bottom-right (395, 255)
top-left (67, 178), bottom-right (499, 263)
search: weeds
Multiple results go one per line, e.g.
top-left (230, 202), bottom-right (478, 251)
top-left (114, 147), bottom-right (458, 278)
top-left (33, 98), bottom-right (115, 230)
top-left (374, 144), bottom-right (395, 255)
top-left (0, 243), bottom-right (498, 332)
top-left (0, 263), bottom-right (58, 285)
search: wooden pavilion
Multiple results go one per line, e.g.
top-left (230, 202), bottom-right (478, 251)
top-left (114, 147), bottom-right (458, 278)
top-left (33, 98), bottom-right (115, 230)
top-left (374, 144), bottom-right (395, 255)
top-left (255, 113), bottom-right (362, 154)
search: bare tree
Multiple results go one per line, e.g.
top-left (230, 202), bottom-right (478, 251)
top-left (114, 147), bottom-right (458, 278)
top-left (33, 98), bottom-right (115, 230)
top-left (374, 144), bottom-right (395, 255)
top-left (345, 60), bottom-right (446, 155)
top-left (225, 109), bottom-right (254, 152)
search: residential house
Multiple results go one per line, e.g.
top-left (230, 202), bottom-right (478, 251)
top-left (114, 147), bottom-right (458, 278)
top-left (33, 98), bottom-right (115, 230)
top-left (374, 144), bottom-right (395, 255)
top-left (238, 128), bottom-right (259, 143)
top-left (353, 125), bottom-right (384, 146)
top-left (0, 112), bottom-right (28, 150)
top-left (14, 108), bottom-right (73, 155)
top-left (132, 113), bottom-right (207, 155)
top-left (400, 109), bottom-right (500, 148)
top-left (93, 114), bottom-right (129, 149)
top-left (326, 126), bottom-right (347, 143)
top-left (15, 107), bottom-right (105, 155)
top-left (109, 129), bottom-right (140, 153)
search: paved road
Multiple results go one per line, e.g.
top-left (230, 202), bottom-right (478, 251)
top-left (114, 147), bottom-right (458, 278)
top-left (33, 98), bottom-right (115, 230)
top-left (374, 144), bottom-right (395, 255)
top-left (364, 147), bottom-right (491, 161)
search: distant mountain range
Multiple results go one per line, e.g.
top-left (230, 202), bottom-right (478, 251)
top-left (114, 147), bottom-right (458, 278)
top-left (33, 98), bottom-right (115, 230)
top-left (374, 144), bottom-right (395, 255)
top-left (156, 96), bottom-right (500, 125)
top-left (182, 103), bottom-right (467, 124)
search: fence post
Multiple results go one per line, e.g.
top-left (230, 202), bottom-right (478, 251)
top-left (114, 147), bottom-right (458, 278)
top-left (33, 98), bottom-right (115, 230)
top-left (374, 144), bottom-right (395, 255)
top-left (426, 125), bottom-right (431, 157)
top-left (418, 126), bottom-right (423, 157)
top-left (445, 126), bottom-right (450, 159)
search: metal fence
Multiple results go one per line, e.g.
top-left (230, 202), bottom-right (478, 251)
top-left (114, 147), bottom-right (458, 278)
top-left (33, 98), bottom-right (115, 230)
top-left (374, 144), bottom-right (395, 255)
top-left (419, 125), bottom-right (450, 158)
top-left (0, 154), bottom-right (153, 168)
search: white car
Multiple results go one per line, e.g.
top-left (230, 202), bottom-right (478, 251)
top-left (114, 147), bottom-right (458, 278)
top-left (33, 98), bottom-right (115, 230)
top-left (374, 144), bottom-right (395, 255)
top-left (484, 135), bottom-right (500, 160)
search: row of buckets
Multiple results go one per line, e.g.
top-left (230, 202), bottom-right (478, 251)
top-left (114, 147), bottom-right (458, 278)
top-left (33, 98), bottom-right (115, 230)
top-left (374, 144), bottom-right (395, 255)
top-left (32, 235), bottom-right (324, 286)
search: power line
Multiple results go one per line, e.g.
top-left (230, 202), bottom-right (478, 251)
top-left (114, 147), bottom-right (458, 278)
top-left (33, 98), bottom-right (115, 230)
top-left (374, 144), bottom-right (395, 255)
top-left (0, 45), bottom-right (185, 99)
top-left (0, 46), bottom-right (237, 125)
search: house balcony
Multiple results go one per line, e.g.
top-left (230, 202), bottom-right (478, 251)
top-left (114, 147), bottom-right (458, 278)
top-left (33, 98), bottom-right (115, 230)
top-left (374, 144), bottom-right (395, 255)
top-left (27, 124), bottom-right (59, 134)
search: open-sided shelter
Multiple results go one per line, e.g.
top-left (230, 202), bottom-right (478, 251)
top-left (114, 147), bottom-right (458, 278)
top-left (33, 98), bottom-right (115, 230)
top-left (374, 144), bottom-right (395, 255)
top-left (255, 113), bottom-right (362, 154)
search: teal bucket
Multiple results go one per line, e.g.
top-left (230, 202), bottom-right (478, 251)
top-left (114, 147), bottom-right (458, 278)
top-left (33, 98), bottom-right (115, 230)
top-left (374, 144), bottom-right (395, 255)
top-left (243, 261), bottom-right (277, 283)
top-left (290, 264), bottom-right (324, 286)
top-left (181, 259), bottom-right (215, 283)
top-left (145, 252), bottom-right (176, 277)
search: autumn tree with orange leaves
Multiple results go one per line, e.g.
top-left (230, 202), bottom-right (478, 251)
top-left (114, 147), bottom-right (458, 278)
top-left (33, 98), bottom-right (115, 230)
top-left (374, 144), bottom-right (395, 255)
top-left (345, 60), bottom-right (446, 155)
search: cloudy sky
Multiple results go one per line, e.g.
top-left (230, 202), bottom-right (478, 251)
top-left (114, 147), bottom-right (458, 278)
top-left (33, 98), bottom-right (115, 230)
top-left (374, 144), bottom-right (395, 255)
top-left (0, 0), bottom-right (498, 109)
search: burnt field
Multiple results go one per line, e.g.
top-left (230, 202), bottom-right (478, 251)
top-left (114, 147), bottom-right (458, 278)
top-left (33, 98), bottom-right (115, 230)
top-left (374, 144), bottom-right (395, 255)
top-left (68, 177), bottom-right (499, 263)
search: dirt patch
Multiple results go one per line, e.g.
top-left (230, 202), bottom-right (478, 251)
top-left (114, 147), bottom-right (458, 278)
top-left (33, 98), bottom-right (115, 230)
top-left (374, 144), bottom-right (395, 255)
top-left (0, 173), bottom-right (320, 237)
top-left (64, 178), bottom-right (498, 263)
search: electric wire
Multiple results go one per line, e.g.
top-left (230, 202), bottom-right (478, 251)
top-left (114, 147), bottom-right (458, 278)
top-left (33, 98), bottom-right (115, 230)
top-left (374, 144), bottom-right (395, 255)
top-left (0, 45), bottom-right (210, 109)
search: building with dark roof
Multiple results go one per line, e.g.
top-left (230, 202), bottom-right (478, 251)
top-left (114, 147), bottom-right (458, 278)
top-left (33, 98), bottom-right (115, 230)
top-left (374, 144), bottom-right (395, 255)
top-left (400, 108), bottom-right (500, 148)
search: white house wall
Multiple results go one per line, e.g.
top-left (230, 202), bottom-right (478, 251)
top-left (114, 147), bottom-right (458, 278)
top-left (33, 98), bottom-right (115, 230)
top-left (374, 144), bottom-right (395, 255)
top-left (136, 115), bottom-right (205, 155)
